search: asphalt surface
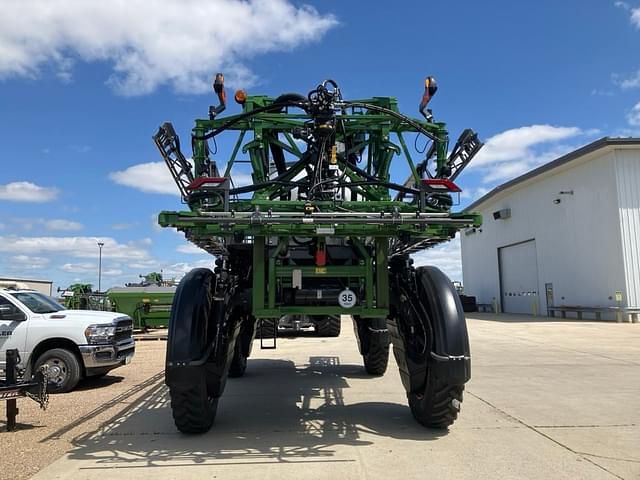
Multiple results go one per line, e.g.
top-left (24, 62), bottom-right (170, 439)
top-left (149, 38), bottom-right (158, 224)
top-left (5, 314), bottom-right (639, 479)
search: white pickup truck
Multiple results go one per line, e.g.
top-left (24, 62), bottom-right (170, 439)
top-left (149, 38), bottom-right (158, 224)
top-left (0, 287), bottom-right (135, 393)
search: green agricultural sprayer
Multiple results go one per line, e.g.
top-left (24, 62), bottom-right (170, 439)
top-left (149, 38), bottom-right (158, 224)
top-left (154, 74), bottom-right (483, 433)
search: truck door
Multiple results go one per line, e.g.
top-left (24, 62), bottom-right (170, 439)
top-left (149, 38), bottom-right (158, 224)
top-left (0, 295), bottom-right (29, 371)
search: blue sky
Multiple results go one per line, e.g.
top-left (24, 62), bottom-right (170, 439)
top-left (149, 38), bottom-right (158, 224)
top-left (1, 0), bottom-right (639, 291)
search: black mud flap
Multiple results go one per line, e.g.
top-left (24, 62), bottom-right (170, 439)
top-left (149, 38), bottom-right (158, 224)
top-left (165, 268), bottom-right (240, 401)
top-left (389, 265), bottom-right (471, 394)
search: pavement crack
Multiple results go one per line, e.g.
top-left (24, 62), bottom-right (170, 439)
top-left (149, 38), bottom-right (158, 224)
top-left (466, 390), bottom-right (626, 480)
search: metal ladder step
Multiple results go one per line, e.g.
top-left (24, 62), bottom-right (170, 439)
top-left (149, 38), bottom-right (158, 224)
top-left (259, 318), bottom-right (277, 349)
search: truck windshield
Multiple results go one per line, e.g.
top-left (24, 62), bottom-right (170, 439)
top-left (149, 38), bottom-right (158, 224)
top-left (9, 292), bottom-right (65, 314)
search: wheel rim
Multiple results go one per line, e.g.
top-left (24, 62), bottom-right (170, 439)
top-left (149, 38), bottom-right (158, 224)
top-left (43, 357), bottom-right (68, 386)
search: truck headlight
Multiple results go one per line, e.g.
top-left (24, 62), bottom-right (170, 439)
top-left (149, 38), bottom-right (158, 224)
top-left (84, 324), bottom-right (117, 344)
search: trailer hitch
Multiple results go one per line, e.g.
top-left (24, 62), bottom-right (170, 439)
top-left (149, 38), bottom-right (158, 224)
top-left (1, 349), bottom-right (49, 431)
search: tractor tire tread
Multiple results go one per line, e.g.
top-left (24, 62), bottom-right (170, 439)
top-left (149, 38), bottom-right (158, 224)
top-left (169, 383), bottom-right (218, 434)
top-left (363, 343), bottom-right (390, 376)
top-left (228, 344), bottom-right (247, 378)
top-left (408, 374), bottom-right (464, 429)
top-left (316, 316), bottom-right (341, 337)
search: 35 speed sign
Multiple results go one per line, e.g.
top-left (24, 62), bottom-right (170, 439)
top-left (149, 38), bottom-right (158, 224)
top-left (338, 289), bottom-right (357, 309)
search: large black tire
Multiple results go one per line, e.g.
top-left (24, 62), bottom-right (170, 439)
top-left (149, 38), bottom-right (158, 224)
top-left (388, 263), bottom-right (470, 430)
top-left (363, 341), bottom-right (390, 376)
top-left (34, 348), bottom-right (81, 393)
top-left (406, 266), bottom-right (469, 428)
top-left (228, 342), bottom-right (247, 378)
top-left (170, 382), bottom-right (218, 434)
top-left (354, 317), bottom-right (390, 376)
top-left (166, 268), bottom-right (236, 434)
top-left (408, 370), bottom-right (464, 428)
top-left (315, 316), bottom-right (341, 337)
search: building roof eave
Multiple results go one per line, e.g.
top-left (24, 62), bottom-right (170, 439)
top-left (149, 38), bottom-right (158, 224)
top-left (463, 137), bottom-right (640, 212)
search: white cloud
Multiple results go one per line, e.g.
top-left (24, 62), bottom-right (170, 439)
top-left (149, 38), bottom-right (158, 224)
top-left (176, 244), bottom-right (208, 255)
top-left (0, 181), bottom-right (59, 202)
top-left (632, 7), bottom-right (640, 27)
top-left (44, 219), bottom-right (83, 231)
top-left (590, 88), bottom-right (614, 96)
top-left (468, 125), bottom-right (589, 185)
top-left (69, 144), bottom-right (91, 153)
top-left (111, 161), bottom-right (255, 195)
top-left (619, 70), bottom-right (640, 89)
top-left (10, 255), bottom-right (50, 269)
top-left (460, 186), bottom-right (490, 201)
top-left (411, 235), bottom-right (463, 283)
top-left (109, 162), bottom-right (178, 195)
top-left (0, 0), bottom-right (337, 96)
top-left (627, 101), bottom-right (640, 126)
top-left (0, 236), bottom-right (150, 260)
top-left (162, 260), bottom-right (213, 279)
top-left (472, 125), bottom-right (581, 167)
top-left (230, 172), bottom-right (254, 187)
top-left (62, 262), bottom-right (122, 276)
top-left (129, 259), bottom-right (161, 270)
top-left (111, 223), bottom-right (137, 230)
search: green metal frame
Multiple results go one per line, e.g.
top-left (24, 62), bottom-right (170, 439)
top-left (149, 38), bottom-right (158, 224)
top-left (158, 90), bottom-right (481, 319)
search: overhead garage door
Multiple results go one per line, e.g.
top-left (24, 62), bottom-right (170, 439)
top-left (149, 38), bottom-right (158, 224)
top-left (499, 240), bottom-right (540, 315)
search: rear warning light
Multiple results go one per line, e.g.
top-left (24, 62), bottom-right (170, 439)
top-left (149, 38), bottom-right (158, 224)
top-left (187, 177), bottom-right (229, 190)
top-left (421, 178), bottom-right (462, 192)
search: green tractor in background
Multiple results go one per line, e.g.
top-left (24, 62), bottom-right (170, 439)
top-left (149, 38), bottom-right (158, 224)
top-left (107, 272), bottom-right (177, 330)
top-left (61, 273), bottom-right (177, 331)
top-left (60, 283), bottom-right (110, 311)
top-left (154, 74), bottom-right (483, 433)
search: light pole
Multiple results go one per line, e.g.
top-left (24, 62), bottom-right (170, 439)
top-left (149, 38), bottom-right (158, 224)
top-left (97, 241), bottom-right (104, 292)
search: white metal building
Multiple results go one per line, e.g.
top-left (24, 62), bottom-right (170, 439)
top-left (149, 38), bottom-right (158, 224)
top-left (461, 137), bottom-right (640, 317)
top-left (0, 277), bottom-right (53, 295)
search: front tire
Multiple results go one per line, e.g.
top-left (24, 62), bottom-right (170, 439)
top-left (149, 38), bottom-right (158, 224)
top-left (165, 268), bottom-right (236, 434)
top-left (408, 370), bottom-right (464, 428)
top-left (35, 348), bottom-right (81, 393)
top-left (170, 382), bottom-right (218, 434)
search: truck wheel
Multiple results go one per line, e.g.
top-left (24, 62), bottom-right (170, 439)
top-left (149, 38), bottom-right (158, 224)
top-left (35, 348), bottom-right (81, 393)
top-left (315, 316), bottom-right (341, 337)
top-left (228, 343), bottom-right (247, 378)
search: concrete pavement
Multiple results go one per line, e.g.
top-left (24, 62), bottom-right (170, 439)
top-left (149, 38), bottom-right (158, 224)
top-left (33, 314), bottom-right (640, 479)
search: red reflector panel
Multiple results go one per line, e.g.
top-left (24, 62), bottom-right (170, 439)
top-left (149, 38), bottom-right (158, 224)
top-left (421, 178), bottom-right (462, 192)
top-left (187, 177), bottom-right (228, 190)
top-left (315, 249), bottom-right (326, 267)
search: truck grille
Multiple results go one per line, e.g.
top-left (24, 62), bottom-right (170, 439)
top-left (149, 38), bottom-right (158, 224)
top-left (114, 318), bottom-right (133, 343)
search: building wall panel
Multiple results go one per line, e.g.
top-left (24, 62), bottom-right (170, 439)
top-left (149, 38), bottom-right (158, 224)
top-left (462, 149), bottom-right (627, 313)
top-left (615, 149), bottom-right (640, 307)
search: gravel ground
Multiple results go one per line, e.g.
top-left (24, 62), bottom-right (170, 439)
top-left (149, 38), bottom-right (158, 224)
top-left (0, 340), bottom-right (166, 480)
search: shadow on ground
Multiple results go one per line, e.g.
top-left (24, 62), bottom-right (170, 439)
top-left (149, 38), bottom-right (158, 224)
top-left (62, 356), bottom-right (444, 469)
top-left (74, 374), bottom-right (125, 391)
